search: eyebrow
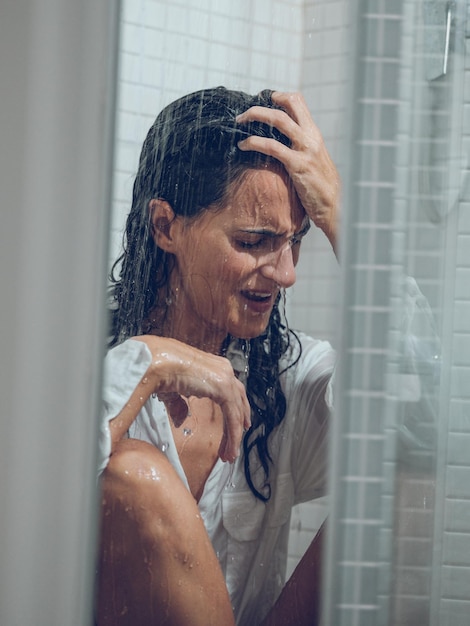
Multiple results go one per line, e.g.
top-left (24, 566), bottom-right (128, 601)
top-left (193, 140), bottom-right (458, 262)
top-left (237, 219), bottom-right (311, 239)
top-left (236, 228), bottom-right (283, 238)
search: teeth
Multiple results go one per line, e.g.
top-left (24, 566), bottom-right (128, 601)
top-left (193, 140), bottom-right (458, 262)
top-left (244, 291), bottom-right (271, 301)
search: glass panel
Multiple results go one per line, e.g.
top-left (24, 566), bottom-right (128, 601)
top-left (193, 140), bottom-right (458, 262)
top-left (324, 1), bottom-right (470, 624)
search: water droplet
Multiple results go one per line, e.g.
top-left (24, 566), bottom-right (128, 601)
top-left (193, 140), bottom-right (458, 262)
top-left (150, 468), bottom-right (161, 481)
top-left (161, 442), bottom-right (170, 452)
top-left (183, 428), bottom-right (192, 436)
top-left (142, 377), bottom-right (148, 384)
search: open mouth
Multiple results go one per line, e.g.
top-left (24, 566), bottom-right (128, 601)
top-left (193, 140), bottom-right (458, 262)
top-left (242, 291), bottom-right (273, 302)
top-left (240, 290), bottom-right (275, 313)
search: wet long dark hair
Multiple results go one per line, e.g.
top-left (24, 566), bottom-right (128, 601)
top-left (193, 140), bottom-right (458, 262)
top-left (109, 86), bottom-right (301, 501)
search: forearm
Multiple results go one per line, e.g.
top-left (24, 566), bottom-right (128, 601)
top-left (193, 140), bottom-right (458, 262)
top-left (107, 335), bottom-right (180, 450)
top-left (321, 209), bottom-right (339, 259)
top-left (105, 334), bottom-right (251, 461)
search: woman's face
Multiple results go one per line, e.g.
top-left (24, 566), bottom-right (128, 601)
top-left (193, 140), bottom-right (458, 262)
top-left (167, 166), bottom-right (308, 350)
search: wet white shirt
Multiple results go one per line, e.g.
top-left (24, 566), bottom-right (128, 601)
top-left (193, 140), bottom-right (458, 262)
top-left (99, 333), bottom-right (335, 626)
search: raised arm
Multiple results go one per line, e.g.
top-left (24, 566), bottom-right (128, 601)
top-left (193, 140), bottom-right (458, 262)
top-left (106, 335), bottom-right (251, 463)
top-left (236, 91), bottom-right (340, 256)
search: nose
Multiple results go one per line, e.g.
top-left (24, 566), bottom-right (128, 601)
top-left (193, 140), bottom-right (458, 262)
top-left (260, 244), bottom-right (296, 288)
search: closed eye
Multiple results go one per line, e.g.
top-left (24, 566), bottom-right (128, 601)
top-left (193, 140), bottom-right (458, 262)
top-left (235, 239), bottom-right (265, 250)
top-left (234, 220), bottom-right (310, 252)
top-left (235, 233), bottom-right (306, 252)
top-left (234, 234), bottom-right (274, 251)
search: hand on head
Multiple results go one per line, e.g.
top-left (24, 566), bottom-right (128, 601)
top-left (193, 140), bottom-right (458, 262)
top-left (236, 91), bottom-right (340, 255)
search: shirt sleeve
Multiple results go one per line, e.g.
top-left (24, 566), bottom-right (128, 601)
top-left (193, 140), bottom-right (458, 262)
top-left (98, 339), bottom-right (152, 475)
top-left (282, 333), bottom-right (336, 504)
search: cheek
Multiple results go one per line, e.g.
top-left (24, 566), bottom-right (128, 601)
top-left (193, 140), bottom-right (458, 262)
top-left (219, 251), bottom-right (256, 284)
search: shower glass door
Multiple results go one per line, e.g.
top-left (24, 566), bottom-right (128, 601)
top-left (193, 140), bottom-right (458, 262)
top-left (324, 1), bottom-right (470, 624)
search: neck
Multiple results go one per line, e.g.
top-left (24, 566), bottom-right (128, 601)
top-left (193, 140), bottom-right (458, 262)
top-left (163, 313), bottom-right (227, 355)
top-left (145, 302), bottom-right (227, 355)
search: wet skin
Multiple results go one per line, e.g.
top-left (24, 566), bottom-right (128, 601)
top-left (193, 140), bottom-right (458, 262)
top-left (152, 165), bottom-right (310, 354)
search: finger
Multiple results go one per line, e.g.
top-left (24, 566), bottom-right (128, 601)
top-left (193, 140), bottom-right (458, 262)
top-left (218, 431), bottom-right (231, 463)
top-left (157, 392), bottom-right (189, 427)
top-left (271, 91), bottom-right (313, 127)
top-left (237, 134), bottom-right (290, 156)
top-left (242, 391), bottom-right (252, 430)
top-left (218, 429), bottom-right (238, 464)
top-left (231, 378), bottom-right (252, 430)
top-left (236, 109), bottom-right (323, 160)
top-left (219, 424), bottom-right (243, 463)
top-left (236, 106), bottom-right (300, 141)
top-left (218, 401), bottom-right (246, 463)
top-left (237, 135), bottom-right (304, 177)
top-left (243, 412), bottom-right (251, 431)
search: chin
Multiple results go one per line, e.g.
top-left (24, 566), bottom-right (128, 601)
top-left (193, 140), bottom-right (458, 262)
top-left (229, 320), bottom-right (271, 340)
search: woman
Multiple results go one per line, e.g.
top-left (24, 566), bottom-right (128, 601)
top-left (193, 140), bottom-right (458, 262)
top-left (97, 87), bottom-right (339, 625)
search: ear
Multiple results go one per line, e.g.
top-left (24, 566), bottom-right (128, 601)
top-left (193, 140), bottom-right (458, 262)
top-left (149, 198), bottom-right (178, 252)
